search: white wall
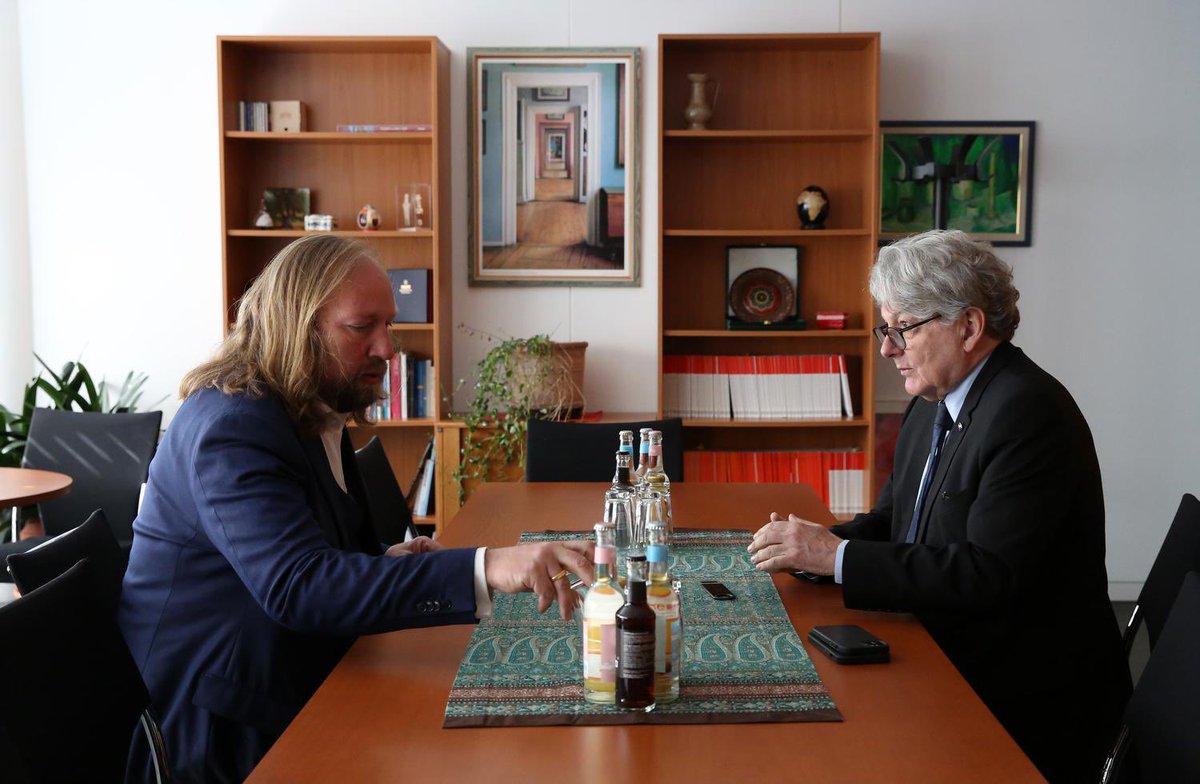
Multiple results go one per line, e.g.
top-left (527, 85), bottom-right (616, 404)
top-left (1, 0), bottom-right (32, 406)
top-left (10, 0), bottom-right (1199, 596)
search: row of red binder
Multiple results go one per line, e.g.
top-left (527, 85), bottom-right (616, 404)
top-left (683, 450), bottom-right (866, 516)
top-left (663, 354), bottom-right (855, 420)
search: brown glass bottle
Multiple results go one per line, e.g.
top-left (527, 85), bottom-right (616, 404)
top-left (615, 555), bottom-right (656, 712)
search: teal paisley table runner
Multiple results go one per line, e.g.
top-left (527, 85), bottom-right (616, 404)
top-left (443, 529), bottom-right (841, 727)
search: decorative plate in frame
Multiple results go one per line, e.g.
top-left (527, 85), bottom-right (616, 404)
top-left (729, 268), bottom-right (796, 324)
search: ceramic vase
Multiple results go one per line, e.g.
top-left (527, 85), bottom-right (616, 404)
top-left (683, 73), bottom-right (715, 131)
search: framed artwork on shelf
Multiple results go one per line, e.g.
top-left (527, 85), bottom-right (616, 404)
top-left (468, 47), bottom-right (641, 286)
top-left (262, 187), bottom-right (311, 230)
top-left (726, 245), bottom-right (804, 330)
top-left (880, 121), bottom-right (1035, 247)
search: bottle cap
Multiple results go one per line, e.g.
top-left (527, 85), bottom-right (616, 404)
top-left (646, 544), bottom-right (668, 563)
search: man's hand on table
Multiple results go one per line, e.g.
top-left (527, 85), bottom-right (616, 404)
top-left (384, 536), bottom-right (445, 557)
top-left (485, 541), bottom-right (596, 620)
top-left (748, 512), bottom-right (840, 575)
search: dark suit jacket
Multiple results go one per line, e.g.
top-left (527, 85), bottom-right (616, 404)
top-left (833, 342), bottom-right (1130, 782)
top-left (119, 389), bottom-right (477, 783)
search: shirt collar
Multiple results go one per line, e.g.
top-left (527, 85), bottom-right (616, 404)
top-left (943, 353), bottom-right (991, 422)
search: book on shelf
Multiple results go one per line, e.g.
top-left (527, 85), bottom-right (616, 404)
top-left (410, 438), bottom-right (436, 517)
top-left (268, 100), bottom-right (306, 132)
top-left (663, 354), bottom-right (854, 420)
top-left (236, 100), bottom-right (271, 132)
top-left (335, 123), bottom-right (433, 133)
top-left (406, 437), bottom-right (434, 513)
top-left (683, 449), bottom-right (866, 516)
top-left (370, 351), bottom-right (435, 422)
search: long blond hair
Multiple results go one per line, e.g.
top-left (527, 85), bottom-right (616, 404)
top-left (181, 235), bottom-right (381, 434)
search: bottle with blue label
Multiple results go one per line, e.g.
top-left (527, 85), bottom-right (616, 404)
top-left (646, 521), bottom-right (681, 703)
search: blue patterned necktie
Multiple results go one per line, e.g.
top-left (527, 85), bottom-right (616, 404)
top-left (904, 401), bottom-right (953, 544)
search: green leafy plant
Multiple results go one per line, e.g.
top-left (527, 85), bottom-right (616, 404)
top-left (450, 330), bottom-right (581, 503)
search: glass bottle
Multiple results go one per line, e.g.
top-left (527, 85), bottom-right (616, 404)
top-left (634, 427), bottom-right (652, 485)
top-left (582, 523), bottom-right (625, 704)
top-left (646, 522), bottom-right (681, 703)
top-left (618, 430), bottom-right (635, 463)
top-left (615, 555), bottom-right (656, 712)
top-left (605, 452), bottom-right (636, 559)
top-left (642, 430), bottom-right (671, 496)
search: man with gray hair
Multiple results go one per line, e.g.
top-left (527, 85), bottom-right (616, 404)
top-left (749, 230), bottom-right (1130, 782)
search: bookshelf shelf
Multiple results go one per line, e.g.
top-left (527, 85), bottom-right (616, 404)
top-left (662, 228), bottom-right (870, 238)
top-left (219, 36), bottom-right (454, 534)
top-left (227, 229), bottom-right (435, 238)
top-left (664, 329), bottom-right (872, 338)
top-left (225, 131), bottom-right (433, 143)
top-left (663, 129), bottom-right (873, 141)
top-left (683, 418), bottom-right (869, 428)
top-left (658, 33), bottom-right (879, 513)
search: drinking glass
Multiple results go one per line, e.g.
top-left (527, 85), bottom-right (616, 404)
top-left (634, 493), bottom-right (671, 547)
top-left (603, 494), bottom-right (635, 560)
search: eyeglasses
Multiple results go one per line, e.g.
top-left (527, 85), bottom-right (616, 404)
top-left (872, 315), bottom-right (939, 349)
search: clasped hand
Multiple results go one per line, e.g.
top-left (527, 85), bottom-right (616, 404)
top-left (748, 512), bottom-right (840, 575)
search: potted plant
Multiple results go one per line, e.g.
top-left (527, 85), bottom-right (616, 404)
top-left (451, 329), bottom-right (586, 502)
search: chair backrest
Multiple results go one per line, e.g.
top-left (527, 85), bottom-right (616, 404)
top-left (1117, 570), bottom-right (1200, 783)
top-left (7, 509), bottom-right (122, 613)
top-left (1126, 493), bottom-right (1200, 652)
top-left (0, 558), bottom-right (150, 781)
top-left (353, 436), bottom-right (419, 544)
top-left (525, 417), bottom-right (684, 482)
top-left (21, 408), bottom-right (162, 542)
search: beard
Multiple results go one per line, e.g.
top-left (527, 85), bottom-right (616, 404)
top-left (321, 363), bottom-right (387, 414)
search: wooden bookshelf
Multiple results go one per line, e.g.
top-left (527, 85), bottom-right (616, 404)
top-left (658, 33), bottom-right (879, 511)
top-left (217, 36), bottom-right (453, 532)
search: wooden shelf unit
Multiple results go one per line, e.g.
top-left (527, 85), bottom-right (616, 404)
top-left (658, 33), bottom-right (879, 510)
top-left (218, 36), bottom-right (453, 532)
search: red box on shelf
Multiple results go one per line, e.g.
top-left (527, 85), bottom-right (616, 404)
top-left (816, 311), bottom-right (848, 330)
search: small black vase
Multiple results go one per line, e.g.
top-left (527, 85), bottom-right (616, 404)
top-left (796, 185), bottom-right (830, 229)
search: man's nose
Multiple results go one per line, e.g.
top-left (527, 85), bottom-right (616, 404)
top-left (880, 334), bottom-right (900, 358)
top-left (370, 325), bottom-right (394, 358)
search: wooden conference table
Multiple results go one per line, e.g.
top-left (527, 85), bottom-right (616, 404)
top-left (249, 483), bottom-right (1041, 783)
top-left (0, 467), bottom-right (72, 542)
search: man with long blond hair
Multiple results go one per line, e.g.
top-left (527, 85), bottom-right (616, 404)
top-left (119, 235), bottom-right (594, 783)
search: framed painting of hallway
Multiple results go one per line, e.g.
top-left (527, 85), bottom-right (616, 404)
top-left (468, 47), bottom-right (641, 286)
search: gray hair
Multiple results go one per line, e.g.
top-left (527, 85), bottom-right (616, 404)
top-left (869, 229), bottom-right (1020, 341)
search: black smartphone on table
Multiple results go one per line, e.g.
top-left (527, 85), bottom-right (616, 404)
top-left (808, 624), bottom-right (891, 664)
top-left (700, 580), bottom-right (737, 600)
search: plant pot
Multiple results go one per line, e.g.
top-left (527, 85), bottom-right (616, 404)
top-left (510, 341), bottom-right (588, 418)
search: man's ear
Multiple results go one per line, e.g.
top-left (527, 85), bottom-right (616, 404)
top-left (961, 306), bottom-right (987, 352)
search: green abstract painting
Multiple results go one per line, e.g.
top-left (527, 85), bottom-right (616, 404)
top-left (880, 122), bottom-right (1034, 246)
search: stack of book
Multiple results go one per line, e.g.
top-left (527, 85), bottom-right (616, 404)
top-left (683, 449), bottom-right (866, 516)
top-left (662, 354), bottom-right (854, 420)
top-left (368, 352), bottom-right (435, 421)
top-left (406, 439), bottom-right (436, 518)
top-left (236, 101), bottom-right (270, 131)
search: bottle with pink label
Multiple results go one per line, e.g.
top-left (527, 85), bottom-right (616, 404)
top-left (582, 522), bottom-right (625, 704)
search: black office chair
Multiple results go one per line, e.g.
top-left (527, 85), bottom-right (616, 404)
top-left (5, 508), bottom-right (170, 782)
top-left (0, 558), bottom-right (166, 782)
top-left (525, 417), bottom-right (684, 482)
top-left (1102, 570), bottom-right (1200, 784)
top-left (1121, 493), bottom-right (1200, 656)
top-left (0, 408), bottom-right (162, 575)
top-left (354, 436), bottom-right (421, 544)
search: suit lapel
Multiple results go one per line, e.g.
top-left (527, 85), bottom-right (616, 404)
top-left (916, 342), bottom-right (1018, 541)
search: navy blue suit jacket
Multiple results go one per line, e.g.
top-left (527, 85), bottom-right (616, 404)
top-left (833, 342), bottom-right (1130, 782)
top-left (119, 389), bottom-right (476, 782)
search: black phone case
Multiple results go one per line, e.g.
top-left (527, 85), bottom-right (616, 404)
top-left (808, 624), bottom-right (891, 664)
